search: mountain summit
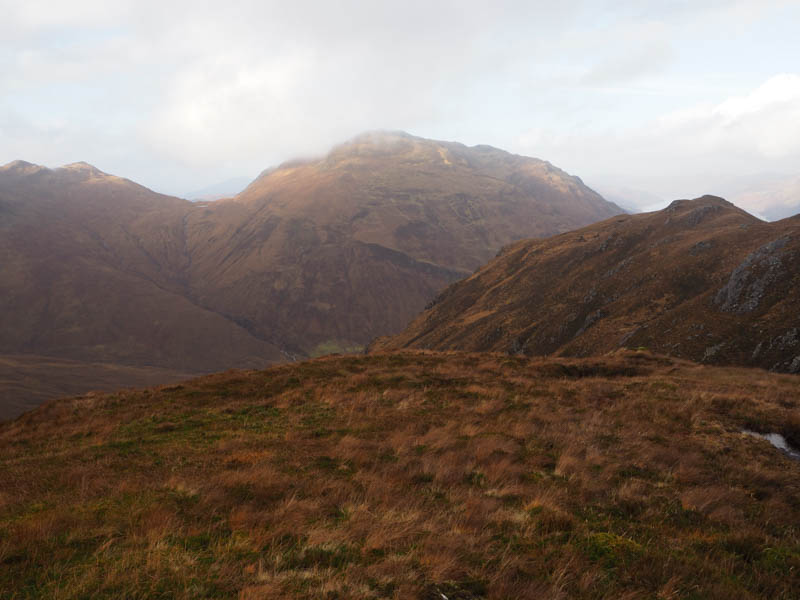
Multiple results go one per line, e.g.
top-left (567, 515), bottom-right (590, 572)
top-left (234, 130), bottom-right (622, 271)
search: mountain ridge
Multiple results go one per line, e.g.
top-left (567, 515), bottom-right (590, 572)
top-left (374, 195), bottom-right (800, 372)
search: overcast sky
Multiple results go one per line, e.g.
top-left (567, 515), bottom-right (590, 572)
top-left (2, 0), bottom-right (799, 214)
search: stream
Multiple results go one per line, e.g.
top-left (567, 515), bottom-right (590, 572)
top-left (743, 429), bottom-right (800, 461)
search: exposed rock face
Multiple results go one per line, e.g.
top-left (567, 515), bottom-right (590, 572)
top-left (714, 236), bottom-right (791, 313)
top-left (375, 196), bottom-right (800, 373)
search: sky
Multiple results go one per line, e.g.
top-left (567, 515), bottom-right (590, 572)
top-left (2, 0), bottom-right (800, 216)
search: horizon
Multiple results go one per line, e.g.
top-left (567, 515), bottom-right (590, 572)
top-left (1, 129), bottom-right (792, 221)
top-left (2, 1), bottom-right (800, 217)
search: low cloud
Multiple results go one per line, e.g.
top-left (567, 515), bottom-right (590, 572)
top-left (515, 73), bottom-right (800, 215)
top-left (657, 73), bottom-right (800, 155)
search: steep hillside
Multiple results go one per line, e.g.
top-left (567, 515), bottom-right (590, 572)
top-left (0, 161), bottom-right (286, 371)
top-left (376, 196), bottom-right (800, 372)
top-left (0, 133), bottom-right (621, 412)
top-left (0, 161), bottom-right (286, 414)
top-left (181, 131), bottom-right (622, 355)
top-left (1, 351), bottom-right (798, 599)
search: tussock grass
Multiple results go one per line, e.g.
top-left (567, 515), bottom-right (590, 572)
top-left (1, 350), bottom-right (799, 599)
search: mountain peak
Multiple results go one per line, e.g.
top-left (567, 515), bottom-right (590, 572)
top-left (0, 160), bottom-right (48, 176)
top-left (0, 160), bottom-right (110, 181)
top-left (666, 195), bottom-right (733, 211)
top-left (61, 162), bottom-right (107, 176)
top-left (261, 131), bottom-right (436, 175)
top-left (663, 195), bottom-right (760, 226)
top-left (349, 129), bottom-right (415, 142)
top-left (327, 130), bottom-right (423, 159)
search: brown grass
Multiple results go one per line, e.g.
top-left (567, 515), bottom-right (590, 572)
top-left (0, 350), bottom-right (799, 599)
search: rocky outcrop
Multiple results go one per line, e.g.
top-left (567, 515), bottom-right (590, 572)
top-left (714, 236), bottom-right (791, 313)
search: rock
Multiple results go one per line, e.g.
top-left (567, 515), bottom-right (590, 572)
top-left (574, 309), bottom-right (606, 338)
top-left (773, 329), bottom-right (799, 350)
top-left (714, 236), bottom-right (790, 313)
top-left (604, 257), bottom-right (633, 278)
top-left (703, 342), bottom-right (725, 361)
top-left (689, 240), bottom-right (714, 255)
top-left (685, 204), bottom-right (722, 227)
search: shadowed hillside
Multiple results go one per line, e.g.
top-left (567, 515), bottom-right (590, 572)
top-left (376, 196), bottom-right (800, 372)
top-left (1, 351), bottom-right (798, 598)
top-left (0, 161), bottom-right (286, 416)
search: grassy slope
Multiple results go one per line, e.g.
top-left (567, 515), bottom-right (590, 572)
top-left (1, 351), bottom-right (799, 599)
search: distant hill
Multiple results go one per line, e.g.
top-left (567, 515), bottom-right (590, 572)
top-left (0, 354), bottom-right (194, 420)
top-left (2, 350), bottom-right (798, 598)
top-left (185, 176), bottom-right (253, 201)
top-left (0, 133), bottom-right (621, 415)
top-left (0, 160), bottom-right (286, 416)
top-left (376, 196), bottom-right (800, 373)
top-left (0, 160), bottom-right (286, 372)
top-left (730, 174), bottom-right (800, 221)
top-left (593, 184), bottom-right (660, 213)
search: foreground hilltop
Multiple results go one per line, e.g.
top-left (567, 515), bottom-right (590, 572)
top-left (0, 132), bottom-right (621, 416)
top-left (376, 196), bottom-right (800, 372)
top-left (1, 351), bottom-right (798, 598)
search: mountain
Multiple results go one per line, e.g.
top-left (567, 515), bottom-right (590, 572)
top-left (375, 196), bottom-right (800, 373)
top-left (181, 131), bottom-right (623, 356)
top-left (2, 350), bottom-right (798, 598)
top-left (0, 160), bottom-right (286, 416)
top-left (0, 161), bottom-right (285, 372)
top-left (0, 132), bottom-right (621, 414)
